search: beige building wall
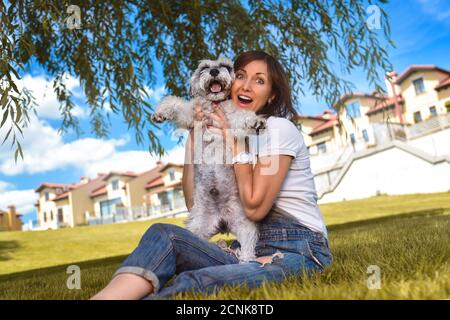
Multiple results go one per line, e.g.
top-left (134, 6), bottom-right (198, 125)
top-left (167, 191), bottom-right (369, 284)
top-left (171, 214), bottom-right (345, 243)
top-left (399, 70), bottom-right (450, 124)
top-left (105, 176), bottom-right (131, 207)
top-left (70, 177), bottom-right (106, 226)
top-left (92, 194), bottom-right (108, 218)
top-left (161, 166), bottom-right (183, 186)
top-left (310, 129), bottom-right (337, 154)
top-left (293, 117), bottom-right (326, 147)
top-left (436, 86), bottom-right (450, 112)
top-left (367, 107), bottom-right (398, 123)
top-left (338, 97), bottom-right (379, 146)
top-left (54, 198), bottom-right (72, 227)
top-left (126, 168), bottom-right (161, 208)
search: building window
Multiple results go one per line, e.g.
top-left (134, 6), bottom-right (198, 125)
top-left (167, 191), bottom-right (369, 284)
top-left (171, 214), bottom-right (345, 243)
top-left (317, 142), bottom-right (327, 153)
top-left (350, 133), bottom-right (356, 144)
top-left (100, 197), bottom-right (122, 217)
top-left (169, 170), bottom-right (176, 181)
top-left (50, 210), bottom-right (54, 221)
top-left (362, 129), bottom-right (369, 143)
top-left (413, 78), bottom-right (425, 95)
top-left (111, 180), bottom-right (119, 191)
top-left (57, 208), bottom-right (64, 223)
top-left (429, 106), bottom-right (437, 117)
top-left (346, 101), bottom-right (361, 119)
top-left (414, 111), bottom-right (422, 123)
top-left (45, 192), bottom-right (49, 201)
top-left (43, 211), bottom-right (47, 223)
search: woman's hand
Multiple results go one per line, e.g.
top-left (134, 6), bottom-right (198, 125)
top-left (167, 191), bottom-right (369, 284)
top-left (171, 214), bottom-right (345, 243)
top-left (207, 105), bottom-right (240, 154)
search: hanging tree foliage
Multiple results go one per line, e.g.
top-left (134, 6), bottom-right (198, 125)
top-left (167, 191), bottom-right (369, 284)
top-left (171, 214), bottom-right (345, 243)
top-left (0, 0), bottom-right (393, 161)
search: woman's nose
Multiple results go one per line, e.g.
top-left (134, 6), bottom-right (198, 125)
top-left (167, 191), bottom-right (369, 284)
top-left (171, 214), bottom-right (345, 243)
top-left (242, 78), bottom-right (252, 91)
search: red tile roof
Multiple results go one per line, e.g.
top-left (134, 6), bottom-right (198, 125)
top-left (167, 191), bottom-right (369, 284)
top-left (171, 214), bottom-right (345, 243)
top-left (53, 192), bottom-right (70, 201)
top-left (102, 171), bottom-right (139, 181)
top-left (366, 95), bottom-right (404, 116)
top-left (145, 176), bottom-right (164, 189)
top-left (90, 185), bottom-right (107, 198)
top-left (395, 65), bottom-right (450, 84)
top-left (332, 92), bottom-right (381, 107)
top-left (309, 115), bottom-right (339, 136)
top-left (435, 76), bottom-right (450, 91)
top-left (35, 183), bottom-right (79, 193)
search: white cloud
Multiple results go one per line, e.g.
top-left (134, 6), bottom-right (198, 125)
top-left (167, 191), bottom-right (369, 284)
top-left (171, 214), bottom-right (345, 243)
top-left (0, 111), bottom-right (185, 177)
top-left (17, 73), bottom-right (87, 119)
top-left (0, 180), bottom-right (13, 192)
top-left (0, 188), bottom-right (37, 216)
top-left (0, 115), bottom-right (128, 175)
top-left (82, 144), bottom-right (185, 177)
top-left (144, 85), bottom-right (167, 103)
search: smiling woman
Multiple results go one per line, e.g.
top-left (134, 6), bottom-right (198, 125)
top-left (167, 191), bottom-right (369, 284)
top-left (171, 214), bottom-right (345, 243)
top-left (92, 51), bottom-right (332, 300)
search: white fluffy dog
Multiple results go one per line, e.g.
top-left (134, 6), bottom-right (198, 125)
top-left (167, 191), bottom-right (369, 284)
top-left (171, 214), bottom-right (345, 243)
top-left (151, 57), bottom-right (265, 262)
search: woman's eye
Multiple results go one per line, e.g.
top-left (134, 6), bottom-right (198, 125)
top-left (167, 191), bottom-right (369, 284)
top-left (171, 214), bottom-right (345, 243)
top-left (236, 73), bottom-right (244, 79)
top-left (256, 78), bottom-right (264, 84)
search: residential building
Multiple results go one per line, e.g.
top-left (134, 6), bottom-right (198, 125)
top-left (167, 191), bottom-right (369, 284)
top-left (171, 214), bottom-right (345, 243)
top-left (0, 205), bottom-right (22, 231)
top-left (32, 162), bottom-right (187, 229)
top-left (144, 163), bottom-right (185, 215)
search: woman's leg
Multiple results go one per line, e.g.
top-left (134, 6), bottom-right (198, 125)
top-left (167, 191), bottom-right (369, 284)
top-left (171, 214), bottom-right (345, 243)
top-left (91, 223), bottom-right (239, 299)
top-left (149, 251), bottom-right (311, 299)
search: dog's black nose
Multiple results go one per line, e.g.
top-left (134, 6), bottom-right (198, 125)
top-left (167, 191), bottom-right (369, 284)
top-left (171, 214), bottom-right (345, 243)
top-left (210, 69), bottom-right (219, 77)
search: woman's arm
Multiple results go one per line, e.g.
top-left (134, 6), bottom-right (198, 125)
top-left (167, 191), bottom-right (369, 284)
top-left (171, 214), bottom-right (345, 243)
top-left (182, 129), bottom-right (195, 211)
top-left (232, 139), bottom-right (292, 222)
top-left (182, 105), bottom-right (205, 211)
top-left (207, 105), bottom-right (293, 222)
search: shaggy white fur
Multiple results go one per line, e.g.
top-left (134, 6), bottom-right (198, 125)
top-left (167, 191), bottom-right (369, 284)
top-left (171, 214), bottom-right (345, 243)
top-left (151, 57), bottom-right (266, 262)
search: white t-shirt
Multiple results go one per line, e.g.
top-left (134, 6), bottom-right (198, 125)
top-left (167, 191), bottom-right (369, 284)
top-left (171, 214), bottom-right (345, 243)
top-left (249, 116), bottom-right (328, 239)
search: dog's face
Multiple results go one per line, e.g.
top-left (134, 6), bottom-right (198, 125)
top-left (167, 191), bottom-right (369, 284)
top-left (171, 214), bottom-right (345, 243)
top-left (189, 57), bottom-right (234, 101)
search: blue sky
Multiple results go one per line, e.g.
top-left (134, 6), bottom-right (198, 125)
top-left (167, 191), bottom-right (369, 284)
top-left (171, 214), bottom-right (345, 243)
top-left (1, 0), bottom-right (450, 223)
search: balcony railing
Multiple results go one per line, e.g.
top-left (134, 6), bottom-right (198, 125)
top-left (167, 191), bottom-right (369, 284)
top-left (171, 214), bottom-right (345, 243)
top-left (88, 202), bottom-right (188, 226)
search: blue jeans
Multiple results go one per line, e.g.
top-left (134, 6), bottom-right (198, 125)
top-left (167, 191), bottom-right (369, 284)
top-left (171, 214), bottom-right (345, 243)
top-left (113, 211), bottom-right (333, 299)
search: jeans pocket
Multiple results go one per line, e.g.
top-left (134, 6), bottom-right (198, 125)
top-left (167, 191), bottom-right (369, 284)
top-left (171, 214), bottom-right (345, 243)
top-left (307, 239), bottom-right (333, 269)
top-left (256, 239), bottom-right (326, 270)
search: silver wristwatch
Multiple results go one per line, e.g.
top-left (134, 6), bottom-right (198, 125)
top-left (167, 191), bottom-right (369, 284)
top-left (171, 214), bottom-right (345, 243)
top-left (232, 151), bottom-right (253, 164)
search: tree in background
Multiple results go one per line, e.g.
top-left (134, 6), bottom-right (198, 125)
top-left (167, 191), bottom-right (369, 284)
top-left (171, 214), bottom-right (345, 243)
top-left (0, 0), bottom-right (393, 160)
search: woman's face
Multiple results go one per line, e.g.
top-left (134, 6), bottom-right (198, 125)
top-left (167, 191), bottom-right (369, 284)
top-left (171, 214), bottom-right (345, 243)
top-left (231, 60), bottom-right (275, 113)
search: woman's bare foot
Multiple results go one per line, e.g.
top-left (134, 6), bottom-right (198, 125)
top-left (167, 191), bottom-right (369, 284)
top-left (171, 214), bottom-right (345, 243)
top-left (91, 273), bottom-right (153, 300)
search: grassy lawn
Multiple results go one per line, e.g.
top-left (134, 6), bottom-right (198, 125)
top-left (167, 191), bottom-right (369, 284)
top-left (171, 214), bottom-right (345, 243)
top-left (0, 192), bottom-right (449, 299)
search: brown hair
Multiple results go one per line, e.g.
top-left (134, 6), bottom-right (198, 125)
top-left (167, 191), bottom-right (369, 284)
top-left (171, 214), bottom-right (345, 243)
top-left (233, 50), bottom-right (298, 120)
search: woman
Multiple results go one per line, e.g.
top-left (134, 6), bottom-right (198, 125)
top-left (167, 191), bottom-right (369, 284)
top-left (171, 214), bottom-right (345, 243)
top-left (92, 50), bottom-right (332, 300)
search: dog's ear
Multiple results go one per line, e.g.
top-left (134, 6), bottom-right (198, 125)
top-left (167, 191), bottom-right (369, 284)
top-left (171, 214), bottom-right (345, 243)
top-left (189, 72), bottom-right (197, 97)
top-left (217, 57), bottom-right (234, 73)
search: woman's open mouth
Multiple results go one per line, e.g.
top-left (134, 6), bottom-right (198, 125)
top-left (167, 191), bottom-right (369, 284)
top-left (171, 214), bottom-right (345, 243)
top-left (237, 95), bottom-right (253, 107)
top-left (209, 81), bottom-right (223, 93)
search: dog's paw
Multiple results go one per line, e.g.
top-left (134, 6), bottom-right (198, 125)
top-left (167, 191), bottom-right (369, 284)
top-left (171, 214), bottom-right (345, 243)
top-left (151, 113), bottom-right (166, 123)
top-left (151, 112), bottom-right (174, 123)
top-left (246, 116), bottom-right (266, 131)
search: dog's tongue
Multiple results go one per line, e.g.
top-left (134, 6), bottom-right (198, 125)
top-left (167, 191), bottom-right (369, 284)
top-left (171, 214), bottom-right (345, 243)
top-left (210, 83), bottom-right (222, 93)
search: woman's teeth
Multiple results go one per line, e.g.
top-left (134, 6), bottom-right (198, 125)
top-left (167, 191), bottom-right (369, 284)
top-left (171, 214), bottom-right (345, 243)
top-left (238, 95), bottom-right (253, 105)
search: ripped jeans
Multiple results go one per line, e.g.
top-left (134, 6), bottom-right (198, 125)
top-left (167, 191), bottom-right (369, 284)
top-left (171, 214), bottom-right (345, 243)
top-left (113, 210), bottom-right (333, 299)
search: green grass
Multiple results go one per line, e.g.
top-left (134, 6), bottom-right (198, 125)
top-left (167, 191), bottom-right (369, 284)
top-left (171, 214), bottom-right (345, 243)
top-left (1, 192), bottom-right (449, 299)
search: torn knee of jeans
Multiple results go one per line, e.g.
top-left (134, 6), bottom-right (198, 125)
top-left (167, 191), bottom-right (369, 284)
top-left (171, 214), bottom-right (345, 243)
top-left (216, 239), bottom-right (238, 256)
top-left (257, 250), bottom-right (284, 267)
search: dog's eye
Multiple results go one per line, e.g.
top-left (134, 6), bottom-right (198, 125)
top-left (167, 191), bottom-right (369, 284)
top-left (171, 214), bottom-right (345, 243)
top-left (220, 64), bottom-right (232, 73)
top-left (200, 66), bottom-right (209, 73)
